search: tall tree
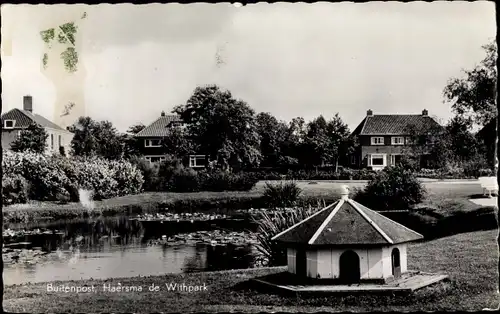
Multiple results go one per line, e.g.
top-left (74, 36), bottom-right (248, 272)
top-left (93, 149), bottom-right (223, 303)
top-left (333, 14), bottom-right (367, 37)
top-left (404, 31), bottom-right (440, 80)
top-left (69, 117), bottom-right (124, 159)
top-left (326, 113), bottom-right (355, 171)
top-left (446, 116), bottom-right (483, 163)
top-left (173, 85), bottom-right (261, 171)
top-left (443, 42), bottom-right (497, 128)
top-left (403, 123), bottom-right (453, 169)
top-left (278, 117), bottom-right (307, 167)
top-left (10, 123), bottom-right (48, 154)
top-left (122, 123), bottom-right (146, 159)
top-left (256, 112), bottom-right (288, 167)
top-left (302, 115), bottom-right (330, 166)
top-left (161, 125), bottom-right (196, 158)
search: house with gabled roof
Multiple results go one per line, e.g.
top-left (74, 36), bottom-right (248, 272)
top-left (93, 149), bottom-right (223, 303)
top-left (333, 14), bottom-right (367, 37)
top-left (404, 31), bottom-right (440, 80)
top-left (1, 96), bottom-right (74, 155)
top-left (349, 109), bottom-right (442, 170)
top-left (272, 186), bottom-right (424, 283)
top-left (135, 111), bottom-right (208, 167)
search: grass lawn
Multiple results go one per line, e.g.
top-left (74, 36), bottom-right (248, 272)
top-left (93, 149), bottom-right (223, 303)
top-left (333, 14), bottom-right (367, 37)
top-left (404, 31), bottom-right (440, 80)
top-left (2, 180), bottom-right (488, 223)
top-left (3, 229), bottom-right (498, 312)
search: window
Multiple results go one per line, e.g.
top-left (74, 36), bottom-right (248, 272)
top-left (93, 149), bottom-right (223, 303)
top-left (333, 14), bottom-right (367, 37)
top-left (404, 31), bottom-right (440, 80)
top-left (371, 137), bottom-right (384, 145)
top-left (50, 134), bottom-right (54, 149)
top-left (145, 139), bottom-right (162, 147)
top-left (390, 154), bottom-right (402, 165)
top-left (368, 154), bottom-right (386, 167)
top-left (189, 155), bottom-right (207, 168)
top-left (391, 137), bottom-right (404, 145)
top-left (145, 156), bottom-right (166, 164)
top-left (4, 120), bottom-right (15, 129)
top-left (405, 137), bottom-right (414, 145)
top-left (58, 135), bottom-right (62, 147)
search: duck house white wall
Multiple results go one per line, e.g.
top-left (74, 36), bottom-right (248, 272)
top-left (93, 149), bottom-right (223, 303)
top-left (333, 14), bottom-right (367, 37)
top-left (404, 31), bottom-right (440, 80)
top-left (287, 244), bottom-right (408, 280)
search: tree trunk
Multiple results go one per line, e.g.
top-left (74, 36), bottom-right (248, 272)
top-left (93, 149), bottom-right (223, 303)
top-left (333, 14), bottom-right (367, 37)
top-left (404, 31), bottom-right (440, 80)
top-left (334, 157), bottom-right (339, 173)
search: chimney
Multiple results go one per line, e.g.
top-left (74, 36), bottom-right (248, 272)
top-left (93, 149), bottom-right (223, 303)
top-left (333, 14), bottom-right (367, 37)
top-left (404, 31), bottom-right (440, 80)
top-left (422, 109), bottom-right (428, 116)
top-left (23, 95), bottom-right (33, 112)
top-left (161, 111), bottom-right (165, 117)
top-left (367, 109), bottom-right (373, 116)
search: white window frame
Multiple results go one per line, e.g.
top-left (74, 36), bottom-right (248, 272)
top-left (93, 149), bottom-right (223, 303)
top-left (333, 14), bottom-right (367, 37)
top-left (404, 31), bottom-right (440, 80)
top-left (405, 137), bottom-right (414, 145)
top-left (189, 155), bottom-right (207, 168)
top-left (145, 139), bottom-right (162, 147)
top-left (145, 156), bottom-right (166, 164)
top-left (371, 137), bottom-right (384, 145)
top-left (390, 154), bottom-right (402, 165)
top-left (4, 120), bottom-right (15, 129)
top-left (391, 136), bottom-right (404, 145)
top-left (369, 154), bottom-right (386, 167)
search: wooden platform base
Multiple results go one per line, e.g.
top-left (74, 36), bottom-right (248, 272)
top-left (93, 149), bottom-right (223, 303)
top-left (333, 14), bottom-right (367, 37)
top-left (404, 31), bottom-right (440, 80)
top-left (250, 270), bottom-right (448, 294)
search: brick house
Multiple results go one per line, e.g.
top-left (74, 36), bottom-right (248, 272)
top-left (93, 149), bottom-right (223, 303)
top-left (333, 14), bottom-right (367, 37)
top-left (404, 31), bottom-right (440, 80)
top-left (349, 109), bottom-right (442, 170)
top-left (1, 95), bottom-right (74, 155)
top-left (135, 111), bottom-right (208, 168)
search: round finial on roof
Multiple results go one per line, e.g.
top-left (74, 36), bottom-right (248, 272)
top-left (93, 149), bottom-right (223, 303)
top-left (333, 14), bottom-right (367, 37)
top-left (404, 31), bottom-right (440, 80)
top-left (340, 185), bottom-right (349, 200)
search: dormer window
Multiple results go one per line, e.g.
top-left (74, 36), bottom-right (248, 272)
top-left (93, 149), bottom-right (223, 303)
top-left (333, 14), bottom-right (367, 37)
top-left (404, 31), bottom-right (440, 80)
top-left (391, 137), bottom-right (404, 145)
top-left (371, 137), bottom-right (384, 145)
top-left (145, 139), bottom-right (162, 147)
top-left (4, 120), bottom-right (15, 129)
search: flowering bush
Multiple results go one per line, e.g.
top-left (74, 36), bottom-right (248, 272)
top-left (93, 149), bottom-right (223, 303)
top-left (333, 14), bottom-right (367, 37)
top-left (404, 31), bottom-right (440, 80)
top-left (2, 151), bottom-right (144, 204)
top-left (2, 172), bottom-right (29, 205)
top-left (129, 156), bottom-right (160, 191)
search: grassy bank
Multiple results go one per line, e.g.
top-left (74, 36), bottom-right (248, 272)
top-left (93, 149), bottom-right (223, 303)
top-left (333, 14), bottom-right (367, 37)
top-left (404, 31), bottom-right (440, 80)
top-left (2, 181), bottom-right (490, 223)
top-left (3, 229), bottom-right (498, 312)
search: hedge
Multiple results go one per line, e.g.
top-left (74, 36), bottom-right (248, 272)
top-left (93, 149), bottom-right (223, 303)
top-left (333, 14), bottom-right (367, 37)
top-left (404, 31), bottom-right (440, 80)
top-left (246, 167), bottom-right (494, 181)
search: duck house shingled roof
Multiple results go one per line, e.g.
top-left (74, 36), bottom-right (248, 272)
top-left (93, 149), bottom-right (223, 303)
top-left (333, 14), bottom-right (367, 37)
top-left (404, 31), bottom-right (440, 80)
top-left (271, 198), bottom-right (423, 246)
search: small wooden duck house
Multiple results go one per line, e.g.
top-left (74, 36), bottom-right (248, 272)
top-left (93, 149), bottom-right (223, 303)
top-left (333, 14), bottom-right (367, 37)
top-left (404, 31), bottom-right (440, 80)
top-left (272, 186), bottom-right (424, 284)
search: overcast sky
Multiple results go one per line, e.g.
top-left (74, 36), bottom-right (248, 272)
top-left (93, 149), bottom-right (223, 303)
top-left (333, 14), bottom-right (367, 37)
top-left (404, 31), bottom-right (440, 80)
top-left (1, 2), bottom-right (496, 132)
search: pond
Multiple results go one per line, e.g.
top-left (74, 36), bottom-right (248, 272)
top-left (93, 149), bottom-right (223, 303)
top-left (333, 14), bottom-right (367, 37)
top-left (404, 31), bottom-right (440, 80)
top-left (3, 215), bottom-right (261, 286)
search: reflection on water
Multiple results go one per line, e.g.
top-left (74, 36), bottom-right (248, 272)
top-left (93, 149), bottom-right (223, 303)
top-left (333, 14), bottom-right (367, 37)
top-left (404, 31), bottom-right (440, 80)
top-left (3, 216), bottom-right (257, 285)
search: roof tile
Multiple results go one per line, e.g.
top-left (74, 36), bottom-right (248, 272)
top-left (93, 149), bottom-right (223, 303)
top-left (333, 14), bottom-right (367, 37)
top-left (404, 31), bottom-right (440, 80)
top-left (135, 115), bottom-right (183, 137)
top-left (272, 198), bottom-right (423, 245)
top-left (1, 109), bottom-right (67, 131)
top-left (356, 114), bottom-right (440, 135)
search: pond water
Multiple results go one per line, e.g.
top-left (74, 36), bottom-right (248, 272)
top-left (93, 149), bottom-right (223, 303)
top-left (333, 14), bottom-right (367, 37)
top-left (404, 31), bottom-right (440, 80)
top-left (3, 216), bottom-right (260, 286)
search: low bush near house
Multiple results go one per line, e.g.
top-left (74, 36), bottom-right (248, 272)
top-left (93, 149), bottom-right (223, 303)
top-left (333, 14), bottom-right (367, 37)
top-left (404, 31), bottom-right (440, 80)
top-left (156, 163), bottom-right (259, 192)
top-left (262, 181), bottom-right (302, 209)
top-left (166, 167), bottom-right (201, 192)
top-left (354, 165), bottom-right (426, 211)
top-left (199, 171), bottom-right (259, 192)
top-left (129, 156), bottom-right (160, 191)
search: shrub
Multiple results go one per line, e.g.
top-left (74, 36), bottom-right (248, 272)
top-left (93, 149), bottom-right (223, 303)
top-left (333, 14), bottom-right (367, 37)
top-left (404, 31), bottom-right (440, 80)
top-left (200, 171), bottom-right (259, 192)
top-left (2, 151), bottom-right (144, 204)
top-left (253, 206), bottom-right (320, 266)
top-left (109, 160), bottom-right (144, 195)
top-left (2, 173), bottom-right (29, 205)
top-left (262, 181), bottom-right (302, 209)
top-left (20, 153), bottom-right (72, 201)
top-left (167, 167), bottom-right (201, 192)
top-left (354, 165), bottom-right (426, 211)
top-left (129, 156), bottom-right (160, 191)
